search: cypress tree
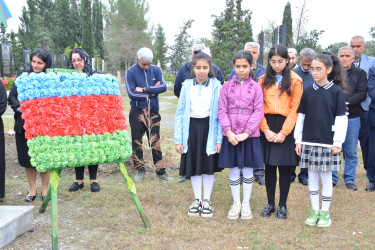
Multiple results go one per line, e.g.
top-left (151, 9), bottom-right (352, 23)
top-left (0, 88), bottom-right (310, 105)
top-left (69, 0), bottom-right (82, 48)
top-left (152, 24), bottom-right (168, 69)
top-left (81, 0), bottom-right (94, 56)
top-left (170, 19), bottom-right (194, 72)
top-left (53, 0), bottom-right (71, 53)
top-left (281, 1), bottom-right (293, 47)
top-left (211, 0), bottom-right (254, 79)
top-left (93, 0), bottom-right (104, 58)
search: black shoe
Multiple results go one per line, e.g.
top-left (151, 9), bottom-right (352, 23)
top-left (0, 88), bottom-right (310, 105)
top-left (91, 182), bottom-right (100, 192)
top-left (365, 182), bottom-right (375, 192)
top-left (255, 175), bottom-right (266, 186)
top-left (178, 176), bottom-right (187, 183)
top-left (346, 183), bottom-right (358, 191)
top-left (290, 178), bottom-right (295, 183)
top-left (25, 195), bottom-right (36, 202)
top-left (299, 178), bottom-right (308, 186)
top-left (260, 204), bottom-right (275, 217)
top-left (276, 205), bottom-right (288, 219)
top-left (69, 182), bottom-right (84, 192)
top-left (333, 182), bottom-right (337, 187)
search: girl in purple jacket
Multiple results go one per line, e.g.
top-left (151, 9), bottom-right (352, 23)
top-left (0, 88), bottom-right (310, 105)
top-left (218, 50), bottom-right (264, 220)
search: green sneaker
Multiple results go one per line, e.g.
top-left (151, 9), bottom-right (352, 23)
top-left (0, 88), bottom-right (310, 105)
top-left (317, 210), bottom-right (331, 227)
top-left (305, 209), bottom-right (319, 226)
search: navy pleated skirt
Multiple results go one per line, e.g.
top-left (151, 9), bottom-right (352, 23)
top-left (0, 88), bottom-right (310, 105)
top-left (179, 117), bottom-right (222, 177)
top-left (218, 136), bottom-right (264, 169)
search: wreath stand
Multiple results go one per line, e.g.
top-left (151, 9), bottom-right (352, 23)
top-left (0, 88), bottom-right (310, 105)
top-left (39, 162), bottom-right (151, 249)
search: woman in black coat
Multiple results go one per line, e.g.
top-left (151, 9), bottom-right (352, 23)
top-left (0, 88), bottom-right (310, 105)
top-left (67, 48), bottom-right (101, 193)
top-left (8, 48), bottom-right (52, 202)
top-left (0, 80), bottom-right (7, 199)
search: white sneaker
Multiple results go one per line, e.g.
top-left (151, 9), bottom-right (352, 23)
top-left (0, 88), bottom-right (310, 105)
top-left (241, 201), bottom-right (252, 219)
top-left (188, 199), bottom-right (202, 217)
top-left (228, 202), bottom-right (241, 220)
top-left (201, 199), bottom-right (213, 218)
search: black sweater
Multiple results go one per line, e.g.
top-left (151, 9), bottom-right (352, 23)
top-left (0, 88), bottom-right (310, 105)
top-left (345, 66), bottom-right (367, 118)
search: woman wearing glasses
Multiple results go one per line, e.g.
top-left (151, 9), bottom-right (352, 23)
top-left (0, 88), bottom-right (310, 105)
top-left (8, 48), bottom-right (52, 202)
top-left (257, 44), bottom-right (303, 219)
top-left (67, 48), bottom-right (100, 193)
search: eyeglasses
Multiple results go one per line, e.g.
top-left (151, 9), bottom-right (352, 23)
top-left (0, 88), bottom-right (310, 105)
top-left (70, 58), bottom-right (84, 64)
top-left (309, 67), bottom-right (325, 74)
top-left (269, 59), bottom-right (286, 66)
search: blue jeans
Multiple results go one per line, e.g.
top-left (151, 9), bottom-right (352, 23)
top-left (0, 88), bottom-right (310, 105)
top-left (332, 117), bottom-right (360, 184)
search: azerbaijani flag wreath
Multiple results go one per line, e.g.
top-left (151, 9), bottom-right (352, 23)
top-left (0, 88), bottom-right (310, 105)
top-left (16, 70), bottom-right (150, 249)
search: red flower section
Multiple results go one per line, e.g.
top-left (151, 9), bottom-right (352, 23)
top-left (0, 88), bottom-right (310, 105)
top-left (21, 95), bottom-right (127, 139)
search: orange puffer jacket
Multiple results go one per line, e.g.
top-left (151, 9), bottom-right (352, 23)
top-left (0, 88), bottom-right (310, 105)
top-left (258, 71), bottom-right (303, 136)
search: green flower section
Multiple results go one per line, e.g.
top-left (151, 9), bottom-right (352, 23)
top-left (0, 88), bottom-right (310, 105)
top-left (28, 130), bottom-right (132, 172)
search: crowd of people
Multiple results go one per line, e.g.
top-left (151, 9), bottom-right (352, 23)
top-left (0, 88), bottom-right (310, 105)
top-left (0, 34), bottom-right (374, 229)
top-left (171, 35), bottom-right (375, 227)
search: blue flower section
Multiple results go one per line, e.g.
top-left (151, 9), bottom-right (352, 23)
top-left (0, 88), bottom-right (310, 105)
top-left (16, 72), bottom-right (121, 102)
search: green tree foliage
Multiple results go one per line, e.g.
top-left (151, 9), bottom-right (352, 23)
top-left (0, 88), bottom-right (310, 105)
top-left (169, 19), bottom-right (194, 72)
top-left (211, 0), bottom-right (253, 79)
top-left (69, 0), bottom-right (82, 48)
top-left (81, 0), bottom-right (94, 56)
top-left (152, 24), bottom-right (168, 69)
top-left (370, 26), bottom-right (375, 39)
top-left (54, 0), bottom-right (72, 53)
top-left (105, 0), bottom-right (151, 73)
top-left (9, 31), bottom-right (23, 73)
top-left (17, 0), bottom-right (40, 50)
top-left (281, 1), bottom-right (293, 46)
top-left (295, 30), bottom-right (324, 53)
top-left (325, 42), bottom-right (348, 55)
top-left (366, 41), bottom-right (375, 57)
top-left (93, 0), bottom-right (104, 58)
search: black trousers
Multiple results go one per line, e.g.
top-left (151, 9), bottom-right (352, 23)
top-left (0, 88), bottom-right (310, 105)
top-left (265, 164), bottom-right (292, 207)
top-left (129, 109), bottom-right (165, 175)
top-left (290, 166), bottom-right (308, 181)
top-left (0, 120), bottom-right (5, 198)
top-left (75, 165), bottom-right (98, 180)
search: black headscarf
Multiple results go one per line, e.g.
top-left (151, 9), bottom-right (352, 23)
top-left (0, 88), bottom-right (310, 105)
top-left (22, 48), bottom-right (52, 75)
top-left (69, 48), bottom-right (96, 76)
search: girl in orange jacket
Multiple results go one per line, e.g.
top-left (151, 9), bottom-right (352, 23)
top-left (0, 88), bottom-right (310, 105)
top-left (258, 44), bottom-right (303, 219)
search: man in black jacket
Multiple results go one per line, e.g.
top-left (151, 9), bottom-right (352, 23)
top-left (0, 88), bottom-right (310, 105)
top-left (332, 47), bottom-right (367, 191)
top-left (173, 44), bottom-right (224, 98)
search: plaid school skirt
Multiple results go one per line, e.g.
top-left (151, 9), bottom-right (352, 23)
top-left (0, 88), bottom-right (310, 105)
top-left (299, 144), bottom-right (343, 172)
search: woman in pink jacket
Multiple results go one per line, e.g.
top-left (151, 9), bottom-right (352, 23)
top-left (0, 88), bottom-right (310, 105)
top-left (218, 50), bottom-right (264, 220)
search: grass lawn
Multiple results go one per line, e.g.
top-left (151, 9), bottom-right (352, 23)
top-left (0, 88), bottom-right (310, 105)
top-left (2, 98), bottom-right (375, 249)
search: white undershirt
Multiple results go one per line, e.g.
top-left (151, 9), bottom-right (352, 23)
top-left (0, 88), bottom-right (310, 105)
top-left (190, 81), bottom-right (212, 118)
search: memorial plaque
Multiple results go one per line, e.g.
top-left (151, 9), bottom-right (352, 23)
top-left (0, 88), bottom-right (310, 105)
top-left (22, 50), bottom-right (31, 72)
top-left (0, 44), bottom-right (11, 76)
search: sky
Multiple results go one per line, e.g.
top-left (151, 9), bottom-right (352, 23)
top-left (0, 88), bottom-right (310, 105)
top-left (5, 0), bottom-right (375, 51)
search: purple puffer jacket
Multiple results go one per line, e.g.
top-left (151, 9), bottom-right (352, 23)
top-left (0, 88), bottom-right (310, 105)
top-left (218, 76), bottom-right (264, 137)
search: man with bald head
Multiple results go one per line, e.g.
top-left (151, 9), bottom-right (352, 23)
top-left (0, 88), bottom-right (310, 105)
top-left (350, 36), bottom-right (375, 173)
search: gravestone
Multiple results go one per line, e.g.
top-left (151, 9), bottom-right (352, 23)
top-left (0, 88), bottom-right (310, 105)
top-left (0, 44), bottom-right (11, 77)
top-left (51, 53), bottom-right (58, 68)
top-left (22, 50), bottom-right (31, 72)
top-left (0, 206), bottom-right (34, 248)
top-left (60, 54), bottom-right (67, 68)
